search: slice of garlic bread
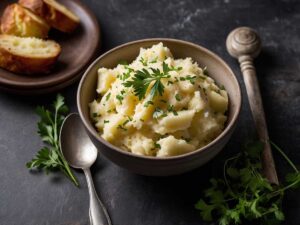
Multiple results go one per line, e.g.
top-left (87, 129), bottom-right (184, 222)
top-left (0, 35), bottom-right (61, 74)
top-left (19, 0), bottom-right (80, 33)
top-left (1, 4), bottom-right (50, 38)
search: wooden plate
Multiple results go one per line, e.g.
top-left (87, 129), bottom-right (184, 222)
top-left (0, 0), bottom-right (100, 92)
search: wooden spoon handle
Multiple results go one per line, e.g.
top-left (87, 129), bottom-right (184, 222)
top-left (239, 55), bottom-right (279, 184)
top-left (226, 27), bottom-right (279, 184)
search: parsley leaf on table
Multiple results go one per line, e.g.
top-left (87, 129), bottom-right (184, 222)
top-left (195, 141), bottom-right (300, 225)
top-left (26, 94), bottom-right (79, 187)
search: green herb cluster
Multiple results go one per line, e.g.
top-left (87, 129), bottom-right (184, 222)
top-left (124, 62), bottom-right (181, 100)
top-left (195, 141), bottom-right (300, 225)
top-left (26, 95), bottom-right (79, 186)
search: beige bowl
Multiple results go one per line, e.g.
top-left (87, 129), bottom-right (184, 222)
top-left (77, 38), bottom-right (241, 176)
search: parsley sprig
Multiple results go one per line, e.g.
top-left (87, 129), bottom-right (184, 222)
top-left (195, 141), bottom-right (300, 225)
top-left (124, 62), bottom-right (180, 100)
top-left (26, 95), bottom-right (79, 187)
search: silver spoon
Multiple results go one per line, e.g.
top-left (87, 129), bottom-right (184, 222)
top-left (60, 113), bottom-right (112, 225)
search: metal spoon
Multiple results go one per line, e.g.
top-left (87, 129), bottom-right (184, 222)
top-left (226, 27), bottom-right (278, 184)
top-left (60, 113), bottom-right (112, 225)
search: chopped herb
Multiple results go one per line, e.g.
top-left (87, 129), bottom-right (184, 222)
top-left (154, 143), bottom-right (161, 149)
top-left (167, 104), bottom-right (178, 115)
top-left (174, 77), bottom-right (179, 82)
top-left (185, 75), bottom-right (197, 84)
top-left (105, 92), bottom-right (111, 101)
top-left (220, 85), bottom-right (225, 90)
top-left (175, 93), bottom-right (182, 101)
top-left (117, 124), bottom-right (127, 131)
top-left (153, 107), bottom-right (166, 119)
top-left (144, 100), bottom-right (154, 107)
top-left (140, 119), bottom-right (145, 122)
top-left (127, 116), bottom-right (133, 121)
top-left (139, 57), bottom-right (148, 66)
top-left (167, 81), bottom-right (174, 85)
top-left (104, 120), bottom-right (109, 124)
top-left (107, 109), bottom-right (112, 113)
top-left (121, 90), bottom-right (126, 95)
top-left (92, 112), bottom-right (98, 117)
top-left (123, 120), bottom-right (130, 126)
top-left (160, 99), bottom-right (167, 103)
top-left (120, 66), bottom-right (134, 81)
top-left (116, 95), bottom-right (124, 104)
top-left (124, 62), bottom-right (177, 100)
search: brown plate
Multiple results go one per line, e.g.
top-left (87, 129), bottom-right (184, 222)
top-left (0, 0), bottom-right (100, 92)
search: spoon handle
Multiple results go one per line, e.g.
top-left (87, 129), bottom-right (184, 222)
top-left (238, 55), bottom-right (279, 184)
top-left (84, 168), bottom-right (112, 225)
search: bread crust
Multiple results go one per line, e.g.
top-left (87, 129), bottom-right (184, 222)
top-left (0, 35), bottom-right (61, 74)
top-left (19, 0), bottom-right (80, 33)
top-left (1, 4), bottom-right (50, 38)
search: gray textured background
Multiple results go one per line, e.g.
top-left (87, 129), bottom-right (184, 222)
top-left (1, 0), bottom-right (300, 224)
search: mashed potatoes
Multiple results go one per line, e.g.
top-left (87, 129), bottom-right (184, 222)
top-left (89, 43), bottom-right (228, 157)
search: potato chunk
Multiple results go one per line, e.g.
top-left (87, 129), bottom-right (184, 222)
top-left (154, 110), bottom-right (195, 134)
top-left (157, 136), bottom-right (195, 157)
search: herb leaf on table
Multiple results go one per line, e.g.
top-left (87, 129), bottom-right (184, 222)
top-left (26, 94), bottom-right (79, 187)
top-left (195, 141), bottom-right (300, 225)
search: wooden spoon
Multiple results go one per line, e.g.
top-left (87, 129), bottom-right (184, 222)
top-left (226, 27), bottom-right (279, 185)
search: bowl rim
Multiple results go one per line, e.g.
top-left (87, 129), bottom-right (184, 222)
top-left (77, 38), bottom-right (242, 161)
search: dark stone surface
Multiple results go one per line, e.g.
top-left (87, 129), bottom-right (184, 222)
top-left (0, 0), bottom-right (299, 224)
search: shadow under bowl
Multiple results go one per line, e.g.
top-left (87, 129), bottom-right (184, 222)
top-left (77, 38), bottom-right (241, 176)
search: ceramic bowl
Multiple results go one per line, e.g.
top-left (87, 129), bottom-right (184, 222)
top-left (77, 38), bottom-right (241, 176)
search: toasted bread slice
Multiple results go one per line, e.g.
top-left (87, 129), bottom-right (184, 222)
top-left (0, 35), bottom-right (61, 74)
top-left (1, 4), bottom-right (50, 39)
top-left (19, 0), bottom-right (80, 33)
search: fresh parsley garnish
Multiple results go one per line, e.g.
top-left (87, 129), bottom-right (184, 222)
top-left (124, 62), bottom-right (178, 100)
top-left (105, 92), bottom-right (111, 101)
top-left (139, 57), bottom-right (148, 66)
top-left (117, 124), bottom-right (127, 131)
top-left (104, 120), bottom-right (109, 123)
top-left (153, 107), bottom-right (167, 119)
top-left (195, 141), bottom-right (300, 225)
top-left (116, 94), bottom-right (124, 104)
top-left (154, 143), bottom-right (161, 149)
top-left (123, 120), bottom-right (130, 126)
top-left (121, 67), bottom-right (134, 81)
top-left (167, 104), bottom-right (178, 116)
top-left (180, 75), bottom-right (197, 84)
top-left (26, 95), bottom-right (79, 187)
top-left (175, 93), bottom-right (182, 101)
top-left (144, 100), bottom-right (154, 107)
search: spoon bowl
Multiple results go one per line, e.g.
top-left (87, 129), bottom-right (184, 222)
top-left (60, 113), bottom-right (97, 169)
top-left (60, 113), bottom-right (112, 225)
